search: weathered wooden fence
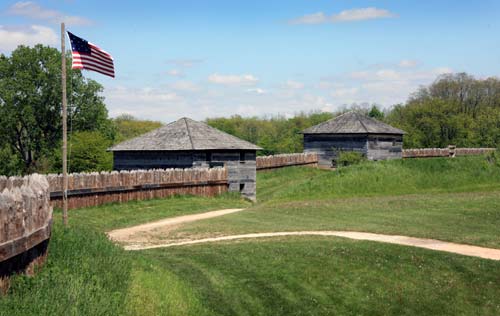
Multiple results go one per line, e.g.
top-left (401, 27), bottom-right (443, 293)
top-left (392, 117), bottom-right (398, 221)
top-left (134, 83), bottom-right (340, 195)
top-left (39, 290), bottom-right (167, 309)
top-left (46, 167), bottom-right (228, 210)
top-left (256, 153), bottom-right (318, 170)
top-left (0, 174), bottom-right (52, 293)
top-left (403, 146), bottom-right (495, 159)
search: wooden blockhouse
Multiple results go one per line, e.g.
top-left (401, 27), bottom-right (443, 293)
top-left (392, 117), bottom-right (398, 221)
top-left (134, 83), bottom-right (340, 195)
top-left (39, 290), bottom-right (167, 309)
top-left (302, 111), bottom-right (405, 167)
top-left (109, 117), bottom-right (262, 200)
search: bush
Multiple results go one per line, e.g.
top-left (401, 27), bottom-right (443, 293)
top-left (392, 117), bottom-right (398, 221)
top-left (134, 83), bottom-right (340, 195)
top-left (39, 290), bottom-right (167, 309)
top-left (486, 147), bottom-right (500, 167)
top-left (335, 151), bottom-right (366, 167)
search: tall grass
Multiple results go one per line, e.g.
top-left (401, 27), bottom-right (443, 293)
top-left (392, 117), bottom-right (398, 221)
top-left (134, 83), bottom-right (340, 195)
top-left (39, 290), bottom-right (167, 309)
top-left (261, 156), bottom-right (500, 202)
top-left (0, 223), bottom-right (131, 316)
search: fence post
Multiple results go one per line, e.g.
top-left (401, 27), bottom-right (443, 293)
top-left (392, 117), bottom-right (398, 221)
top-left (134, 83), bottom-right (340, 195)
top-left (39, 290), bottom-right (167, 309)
top-left (448, 145), bottom-right (456, 158)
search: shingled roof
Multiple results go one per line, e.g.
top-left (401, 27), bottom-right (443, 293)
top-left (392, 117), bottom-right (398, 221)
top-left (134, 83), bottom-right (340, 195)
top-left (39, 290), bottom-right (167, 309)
top-left (109, 117), bottom-right (262, 151)
top-left (302, 111), bottom-right (405, 135)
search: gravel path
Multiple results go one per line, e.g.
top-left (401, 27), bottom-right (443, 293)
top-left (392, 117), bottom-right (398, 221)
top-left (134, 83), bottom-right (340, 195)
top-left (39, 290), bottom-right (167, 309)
top-left (107, 208), bottom-right (245, 242)
top-left (107, 208), bottom-right (500, 261)
top-left (124, 231), bottom-right (500, 260)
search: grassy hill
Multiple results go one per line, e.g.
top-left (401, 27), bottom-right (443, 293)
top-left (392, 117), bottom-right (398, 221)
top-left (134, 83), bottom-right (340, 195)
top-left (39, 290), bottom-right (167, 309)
top-left (1, 156), bottom-right (499, 316)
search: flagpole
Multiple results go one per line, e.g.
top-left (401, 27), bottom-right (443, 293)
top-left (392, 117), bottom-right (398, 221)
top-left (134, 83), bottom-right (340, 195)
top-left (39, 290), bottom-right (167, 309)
top-left (61, 22), bottom-right (68, 226)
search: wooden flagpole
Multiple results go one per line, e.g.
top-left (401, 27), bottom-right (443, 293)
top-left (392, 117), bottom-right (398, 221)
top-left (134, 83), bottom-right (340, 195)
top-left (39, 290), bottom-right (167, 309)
top-left (61, 22), bottom-right (68, 226)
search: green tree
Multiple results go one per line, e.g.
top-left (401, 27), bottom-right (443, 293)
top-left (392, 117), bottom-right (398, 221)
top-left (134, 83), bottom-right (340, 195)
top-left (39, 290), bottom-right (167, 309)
top-left (0, 44), bottom-right (113, 174)
top-left (52, 131), bottom-right (113, 173)
top-left (386, 72), bottom-right (500, 148)
top-left (113, 114), bottom-right (163, 142)
top-left (368, 105), bottom-right (384, 120)
top-left (206, 111), bottom-right (335, 155)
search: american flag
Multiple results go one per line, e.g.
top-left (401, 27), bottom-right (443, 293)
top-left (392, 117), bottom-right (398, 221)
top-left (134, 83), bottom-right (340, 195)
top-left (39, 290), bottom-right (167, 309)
top-left (67, 31), bottom-right (115, 78)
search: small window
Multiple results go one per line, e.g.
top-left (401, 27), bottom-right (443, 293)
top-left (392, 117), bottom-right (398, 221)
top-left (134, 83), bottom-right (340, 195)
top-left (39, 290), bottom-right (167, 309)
top-left (239, 183), bottom-right (245, 191)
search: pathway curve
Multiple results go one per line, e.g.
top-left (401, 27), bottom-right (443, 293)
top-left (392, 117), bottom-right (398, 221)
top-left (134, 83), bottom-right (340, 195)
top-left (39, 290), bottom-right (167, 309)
top-left (107, 208), bottom-right (245, 243)
top-left (107, 208), bottom-right (500, 261)
top-left (125, 231), bottom-right (500, 260)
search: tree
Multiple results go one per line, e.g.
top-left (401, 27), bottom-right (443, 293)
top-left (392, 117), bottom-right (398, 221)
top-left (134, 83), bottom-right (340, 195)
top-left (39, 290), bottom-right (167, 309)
top-left (0, 44), bottom-right (114, 174)
top-left (368, 105), bottom-right (384, 120)
top-left (113, 114), bottom-right (163, 142)
top-left (385, 72), bottom-right (500, 148)
top-left (51, 131), bottom-right (113, 173)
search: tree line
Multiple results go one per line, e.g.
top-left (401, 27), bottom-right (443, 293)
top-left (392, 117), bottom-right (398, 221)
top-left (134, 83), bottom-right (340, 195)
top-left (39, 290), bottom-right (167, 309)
top-left (1, 45), bottom-right (499, 175)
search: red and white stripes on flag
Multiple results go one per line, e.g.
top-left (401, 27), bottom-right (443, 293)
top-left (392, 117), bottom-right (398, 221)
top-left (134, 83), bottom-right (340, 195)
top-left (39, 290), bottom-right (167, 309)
top-left (67, 31), bottom-right (115, 78)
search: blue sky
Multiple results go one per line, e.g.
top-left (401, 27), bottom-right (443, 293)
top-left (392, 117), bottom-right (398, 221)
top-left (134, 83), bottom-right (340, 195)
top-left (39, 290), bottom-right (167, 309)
top-left (1, 1), bottom-right (500, 122)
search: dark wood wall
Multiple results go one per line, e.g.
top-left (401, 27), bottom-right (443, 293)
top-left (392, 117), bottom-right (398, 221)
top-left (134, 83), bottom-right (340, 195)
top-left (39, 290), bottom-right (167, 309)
top-left (113, 150), bottom-right (257, 200)
top-left (303, 133), bottom-right (403, 166)
top-left (303, 134), bottom-right (368, 166)
top-left (366, 134), bottom-right (403, 160)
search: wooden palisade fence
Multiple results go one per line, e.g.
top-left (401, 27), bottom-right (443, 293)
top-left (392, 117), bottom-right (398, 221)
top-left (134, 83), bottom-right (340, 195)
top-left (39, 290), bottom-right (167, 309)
top-left (403, 146), bottom-right (495, 159)
top-left (256, 153), bottom-right (318, 170)
top-left (46, 167), bottom-right (228, 210)
top-left (0, 174), bottom-right (52, 294)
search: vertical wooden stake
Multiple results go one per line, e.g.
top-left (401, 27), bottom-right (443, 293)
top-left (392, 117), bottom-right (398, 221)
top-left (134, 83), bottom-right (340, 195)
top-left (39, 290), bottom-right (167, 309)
top-left (61, 22), bottom-right (68, 226)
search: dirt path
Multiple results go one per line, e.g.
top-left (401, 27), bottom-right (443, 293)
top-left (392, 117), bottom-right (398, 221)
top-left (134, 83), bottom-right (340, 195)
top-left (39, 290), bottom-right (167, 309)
top-left (107, 208), bottom-right (245, 243)
top-left (125, 231), bottom-right (500, 260)
top-left (107, 208), bottom-right (500, 261)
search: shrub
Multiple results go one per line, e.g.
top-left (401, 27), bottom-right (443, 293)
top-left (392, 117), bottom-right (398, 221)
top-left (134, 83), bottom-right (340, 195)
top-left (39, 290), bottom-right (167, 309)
top-left (335, 151), bottom-right (366, 167)
top-left (486, 147), bottom-right (500, 167)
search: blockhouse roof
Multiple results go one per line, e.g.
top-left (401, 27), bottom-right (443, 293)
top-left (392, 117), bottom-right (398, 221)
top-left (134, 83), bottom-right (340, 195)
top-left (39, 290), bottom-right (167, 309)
top-left (109, 117), bottom-right (262, 151)
top-left (302, 111), bottom-right (405, 135)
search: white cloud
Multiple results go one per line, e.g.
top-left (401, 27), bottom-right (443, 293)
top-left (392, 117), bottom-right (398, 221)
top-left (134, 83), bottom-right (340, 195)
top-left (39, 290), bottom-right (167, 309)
top-left (0, 24), bottom-right (57, 52)
top-left (290, 7), bottom-right (397, 25)
top-left (208, 73), bottom-right (258, 86)
top-left (323, 66), bottom-right (454, 107)
top-left (399, 59), bottom-right (418, 68)
top-left (247, 88), bottom-right (267, 95)
top-left (104, 86), bottom-right (184, 119)
top-left (332, 8), bottom-right (396, 22)
top-left (289, 12), bottom-right (327, 25)
top-left (167, 69), bottom-right (184, 77)
top-left (7, 1), bottom-right (93, 26)
top-left (432, 67), bottom-right (453, 75)
top-left (284, 80), bottom-right (305, 89)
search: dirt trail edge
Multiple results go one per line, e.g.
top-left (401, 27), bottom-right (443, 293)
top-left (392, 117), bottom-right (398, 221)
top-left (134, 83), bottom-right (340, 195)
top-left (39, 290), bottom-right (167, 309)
top-left (126, 231), bottom-right (500, 261)
top-left (108, 208), bottom-right (500, 261)
top-left (107, 208), bottom-right (245, 242)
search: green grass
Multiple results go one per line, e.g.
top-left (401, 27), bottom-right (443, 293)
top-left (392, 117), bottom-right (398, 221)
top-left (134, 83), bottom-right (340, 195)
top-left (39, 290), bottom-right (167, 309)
top-left (2, 156), bottom-right (500, 315)
top-left (68, 192), bottom-right (250, 231)
top-left (171, 190), bottom-right (500, 248)
top-left (258, 156), bottom-right (500, 203)
top-left (0, 223), bottom-right (131, 316)
top-left (141, 237), bottom-right (500, 316)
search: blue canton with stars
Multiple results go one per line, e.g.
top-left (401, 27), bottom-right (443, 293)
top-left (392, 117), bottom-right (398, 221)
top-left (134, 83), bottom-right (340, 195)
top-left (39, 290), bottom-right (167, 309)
top-left (67, 31), bottom-right (91, 54)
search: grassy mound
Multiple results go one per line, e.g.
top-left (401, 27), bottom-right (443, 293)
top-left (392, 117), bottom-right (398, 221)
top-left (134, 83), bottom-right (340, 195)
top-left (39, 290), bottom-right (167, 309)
top-left (260, 156), bottom-right (500, 202)
top-left (0, 224), bottom-right (131, 316)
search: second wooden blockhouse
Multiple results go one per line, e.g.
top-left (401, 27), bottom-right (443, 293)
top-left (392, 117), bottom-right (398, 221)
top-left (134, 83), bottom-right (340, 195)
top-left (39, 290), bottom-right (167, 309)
top-left (302, 111), bottom-right (405, 167)
top-left (109, 117), bottom-right (262, 200)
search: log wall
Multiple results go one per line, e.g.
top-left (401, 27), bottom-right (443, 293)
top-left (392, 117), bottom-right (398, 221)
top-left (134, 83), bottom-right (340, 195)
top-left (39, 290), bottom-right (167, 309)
top-left (0, 174), bottom-right (52, 293)
top-left (402, 147), bottom-right (495, 158)
top-left (46, 168), bottom-right (228, 210)
top-left (303, 134), bottom-right (368, 166)
top-left (256, 153), bottom-right (318, 170)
